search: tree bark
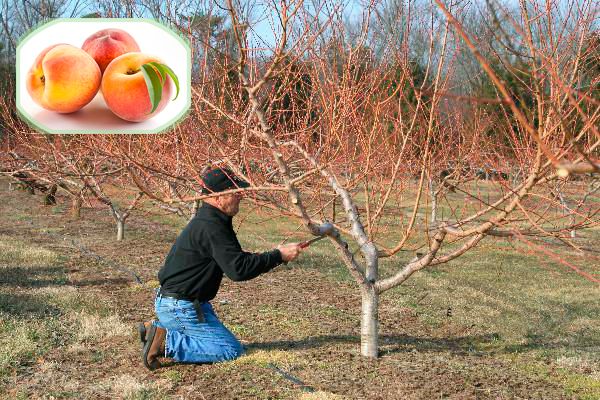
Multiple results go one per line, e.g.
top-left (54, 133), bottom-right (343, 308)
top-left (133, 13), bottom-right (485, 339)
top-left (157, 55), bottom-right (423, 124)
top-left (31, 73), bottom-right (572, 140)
top-left (429, 179), bottom-right (438, 223)
top-left (360, 286), bottom-right (379, 358)
top-left (43, 184), bottom-right (57, 205)
top-left (116, 219), bottom-right (125, 241)
top-left (71, 196), bottom-right (82, 219)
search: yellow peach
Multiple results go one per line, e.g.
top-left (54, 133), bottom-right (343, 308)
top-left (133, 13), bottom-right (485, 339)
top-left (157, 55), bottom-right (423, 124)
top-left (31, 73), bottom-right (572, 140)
top-left (26, 44), bottom-right (101, 113)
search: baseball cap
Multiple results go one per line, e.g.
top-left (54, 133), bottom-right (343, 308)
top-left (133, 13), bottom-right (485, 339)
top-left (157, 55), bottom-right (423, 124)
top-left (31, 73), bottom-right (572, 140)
top-left (201, 168), bottom-right (250, 194)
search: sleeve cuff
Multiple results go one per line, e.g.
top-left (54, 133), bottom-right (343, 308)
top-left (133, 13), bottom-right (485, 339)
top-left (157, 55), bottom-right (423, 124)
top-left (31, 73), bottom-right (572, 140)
top-left (265, 248), bottom-right (284, 271)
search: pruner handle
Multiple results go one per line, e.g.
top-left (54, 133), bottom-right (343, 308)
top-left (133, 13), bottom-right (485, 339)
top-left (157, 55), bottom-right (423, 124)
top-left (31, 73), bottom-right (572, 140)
top-left (299, 235), bottom-right (325, 249)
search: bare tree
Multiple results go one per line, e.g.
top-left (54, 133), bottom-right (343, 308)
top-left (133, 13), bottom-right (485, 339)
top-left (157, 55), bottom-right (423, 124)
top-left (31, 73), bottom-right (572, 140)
top-left (1, 0), bottom-right (598, 359)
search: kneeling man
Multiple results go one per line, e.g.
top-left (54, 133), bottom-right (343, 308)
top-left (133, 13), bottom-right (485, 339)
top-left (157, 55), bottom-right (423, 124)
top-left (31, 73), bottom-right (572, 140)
top-left (140, 168), bottom-right (302, 369)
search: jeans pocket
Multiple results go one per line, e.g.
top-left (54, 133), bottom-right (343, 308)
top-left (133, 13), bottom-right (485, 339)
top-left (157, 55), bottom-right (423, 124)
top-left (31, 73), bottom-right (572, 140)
top-left (156, 299), bottom-right (187, 332)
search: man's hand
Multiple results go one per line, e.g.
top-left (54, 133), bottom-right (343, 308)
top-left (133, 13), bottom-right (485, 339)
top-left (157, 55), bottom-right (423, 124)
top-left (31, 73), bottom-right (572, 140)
top-left (277, 243), bottom-right (303, 262)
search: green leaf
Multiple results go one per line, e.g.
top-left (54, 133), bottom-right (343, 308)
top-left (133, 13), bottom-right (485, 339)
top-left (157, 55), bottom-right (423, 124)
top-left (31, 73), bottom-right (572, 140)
top-left (141, 64), bottom-right (163, 114)
top-left (147, 62), bottom-right (180, 101)
top-left (147, 62), bottom-right (166, 84)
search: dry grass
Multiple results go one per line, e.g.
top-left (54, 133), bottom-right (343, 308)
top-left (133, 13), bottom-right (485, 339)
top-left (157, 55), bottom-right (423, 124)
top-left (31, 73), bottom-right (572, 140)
top-left (99, 374), bottom-right (157, 399)
top-left (0, 235), bottom-right (59, 267)
top-left (76, 313), bottom-right (131, 343)
top-left (299, 391), bottom-right (347, 400)
top-left (0, 229), bottom-right (135, 395)
top-left (0, 322), bottom-right (39, 376)
top-left (224, 349), bottom-right (303, 369)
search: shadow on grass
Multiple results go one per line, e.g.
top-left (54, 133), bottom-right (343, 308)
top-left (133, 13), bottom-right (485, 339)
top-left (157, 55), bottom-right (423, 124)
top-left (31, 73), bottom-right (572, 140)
top-left (70, 277), bottom-right (131, 287)
top-left (0, 292), bottom-right (62, 318)
top-left (504, 329), bottom-right (600, 354)
top-left (247, 332), bottom-right (600, 356)
top-left (0, 266), bottom-right (67, 287)
top-left (0, 267), bottom-right (132, 288)
top-left (247, 333), bottom-right (499, 354)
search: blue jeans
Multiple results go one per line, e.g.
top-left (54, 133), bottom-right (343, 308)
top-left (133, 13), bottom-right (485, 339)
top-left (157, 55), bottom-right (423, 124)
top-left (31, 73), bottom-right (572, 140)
top-left (154, 291), bottom-right (244, 363)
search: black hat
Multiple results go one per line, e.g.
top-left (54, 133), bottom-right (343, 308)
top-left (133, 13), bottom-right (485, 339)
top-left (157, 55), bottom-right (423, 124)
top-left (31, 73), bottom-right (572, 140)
top-left (202, 168), bottom-right (250, 194)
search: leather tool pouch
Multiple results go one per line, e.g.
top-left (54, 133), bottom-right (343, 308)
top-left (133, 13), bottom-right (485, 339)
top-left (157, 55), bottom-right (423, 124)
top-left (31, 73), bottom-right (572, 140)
top-left (192, 299), bottom-right (206, 323)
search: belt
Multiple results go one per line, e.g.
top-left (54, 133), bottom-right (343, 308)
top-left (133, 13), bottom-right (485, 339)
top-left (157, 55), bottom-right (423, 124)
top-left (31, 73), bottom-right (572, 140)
top-left (159, 287), bottom-right (194, 301)
top-left (158, 287), bottom-right (205, 323)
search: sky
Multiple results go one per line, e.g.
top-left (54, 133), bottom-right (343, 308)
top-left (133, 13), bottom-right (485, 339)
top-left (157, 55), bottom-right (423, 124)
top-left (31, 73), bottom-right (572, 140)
top-left (247, 0), bottom-right (364, 47)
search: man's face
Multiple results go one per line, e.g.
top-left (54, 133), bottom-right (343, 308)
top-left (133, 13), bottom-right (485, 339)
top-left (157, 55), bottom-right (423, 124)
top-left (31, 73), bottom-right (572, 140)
top-left (217, 192), bottom-right (242, 216)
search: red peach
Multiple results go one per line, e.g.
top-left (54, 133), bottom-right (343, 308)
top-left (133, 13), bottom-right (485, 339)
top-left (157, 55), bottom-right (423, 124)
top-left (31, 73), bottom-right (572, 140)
top-left (101, 52), bottom-right (172, 122)
top-left (82, 29), bottom-right (140, 73)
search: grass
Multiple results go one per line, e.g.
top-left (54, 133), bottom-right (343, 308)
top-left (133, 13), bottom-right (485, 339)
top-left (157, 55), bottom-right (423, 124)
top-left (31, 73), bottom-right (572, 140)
top-left (75, 313), bottom-right (131, 343)
top-left (0, 235), bottom-right (60, 267)
top-left (299, 391), bottom-right (347, 399)
top-left (514, 359), bottom-right (600, 400)
top-left (234, 212), bottom-right (600, 397)
top-left (99, 374), bottom-right (158, 399)
top-left (0, 237), bottom-right (67, 383)
top-left (0, 236), bottom-right (134, 396)
top-left (219, 349), bottom-right (304, 371)
top-left (378, 239), bottom-right (599, 396)
top-left (1, 177), bottom-right (599, 398)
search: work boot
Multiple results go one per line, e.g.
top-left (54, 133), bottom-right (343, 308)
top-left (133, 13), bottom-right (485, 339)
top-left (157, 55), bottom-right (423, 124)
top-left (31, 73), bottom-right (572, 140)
top-left (141, 324), bottom-right (166, 371)
top-left (138, 321), bottom-right (153, 347)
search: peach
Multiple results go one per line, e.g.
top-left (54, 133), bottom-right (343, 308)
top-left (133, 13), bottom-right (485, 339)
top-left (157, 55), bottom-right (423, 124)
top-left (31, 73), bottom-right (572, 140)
top-left (26, 44), bottom-right (101, 113)
top-left (82, 29), bottom-right (140, 73)
top-left (101, 52), bottom-right (172, 122)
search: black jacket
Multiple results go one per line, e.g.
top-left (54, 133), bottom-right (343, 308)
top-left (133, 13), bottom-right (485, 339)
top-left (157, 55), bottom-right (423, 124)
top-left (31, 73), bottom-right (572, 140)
top-left (158, 203), bottom-right (283, 301)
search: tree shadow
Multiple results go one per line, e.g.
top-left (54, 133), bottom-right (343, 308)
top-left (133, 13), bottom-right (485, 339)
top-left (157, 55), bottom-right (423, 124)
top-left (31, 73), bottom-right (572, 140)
top-left (1, 265), bottom-right (135, 288)
top-left (0, 265), bottom-right (67, 287)
top-left (70, 277), bottom-right (131, 287)
top-left (0, 292), bottom-right (62, 318)
top-left (246, 333), bottom-right (502, 355)
top-left (246, 331), bottom-right (597, 356)
top-left (503, 330), bottom-right (600, 354)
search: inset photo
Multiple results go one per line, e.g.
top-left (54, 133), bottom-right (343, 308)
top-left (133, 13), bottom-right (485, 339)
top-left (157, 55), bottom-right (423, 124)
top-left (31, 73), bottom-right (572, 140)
top-left (16, 18), bottom-right (191, 134)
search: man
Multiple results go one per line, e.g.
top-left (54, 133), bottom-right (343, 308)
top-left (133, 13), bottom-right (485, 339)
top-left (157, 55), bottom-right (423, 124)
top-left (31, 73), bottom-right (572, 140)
top-left (140, 168), bottom-right (303, 370)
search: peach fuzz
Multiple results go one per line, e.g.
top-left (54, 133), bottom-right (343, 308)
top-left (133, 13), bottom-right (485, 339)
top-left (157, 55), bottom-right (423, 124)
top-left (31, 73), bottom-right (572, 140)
top-left (101, 52), bottom-right (172, 122)
top-left (82, 29), bottom-right (140, 73)
top-left (26, 44), bottom-right (101, 113)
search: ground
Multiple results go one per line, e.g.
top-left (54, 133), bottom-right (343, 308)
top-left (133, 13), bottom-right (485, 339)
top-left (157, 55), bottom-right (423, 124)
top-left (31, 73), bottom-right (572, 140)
top-left (0, 178), bottom-right (599, 399)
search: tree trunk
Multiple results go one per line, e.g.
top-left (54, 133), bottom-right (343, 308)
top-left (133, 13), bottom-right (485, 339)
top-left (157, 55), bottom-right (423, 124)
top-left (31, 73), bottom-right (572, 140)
top-left (43, 184), bottom-right (57, 205)
top-left (360, 286), bottom-right (379, 358)
top-left (116, 219), bottom-right (125, 241)
top-left (429, 179), bottom-right (437, 223)
top-left (71, 196), bottom-right (82, 219)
